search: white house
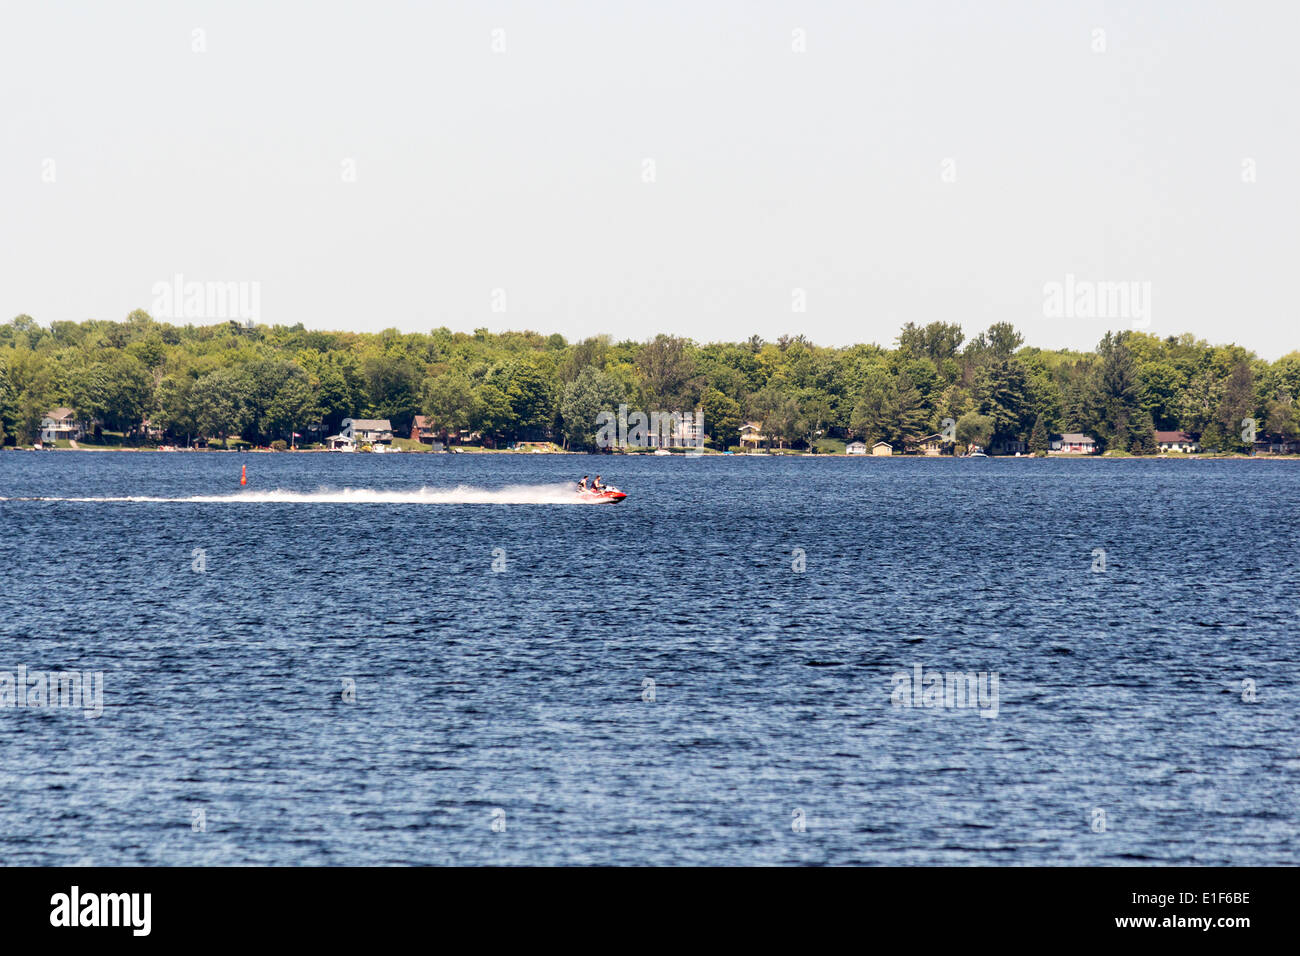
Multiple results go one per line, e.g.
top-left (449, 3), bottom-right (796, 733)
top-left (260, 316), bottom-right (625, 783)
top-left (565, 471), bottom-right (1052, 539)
top-left (845, 441), bottom-right (867, 455)
top-left (1051, 432), bottom-right (1097, 454)
top-left (341, 418), bottom-right (393, 445)
top-left (659, 409), bottom-right (705, 449)
top-left (40, 408), bottom-right (84, 443)
top-left (1155, 430), bottom-right (1198, 453)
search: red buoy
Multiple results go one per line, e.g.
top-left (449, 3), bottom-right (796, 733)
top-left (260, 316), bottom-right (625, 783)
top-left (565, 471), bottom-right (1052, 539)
top-left (240, 464), bottom-right (247, 486)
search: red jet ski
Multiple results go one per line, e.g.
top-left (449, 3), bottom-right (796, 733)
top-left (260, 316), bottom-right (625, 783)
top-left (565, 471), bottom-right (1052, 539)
top-left (579, 485), bottom-right (627, 504)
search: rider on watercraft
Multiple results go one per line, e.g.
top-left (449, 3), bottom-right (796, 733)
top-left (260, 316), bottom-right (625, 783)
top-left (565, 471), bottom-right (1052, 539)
top-left (577, 476), bottom-right (588, 490)
top-left (592, 475), bottom-right (604, 491)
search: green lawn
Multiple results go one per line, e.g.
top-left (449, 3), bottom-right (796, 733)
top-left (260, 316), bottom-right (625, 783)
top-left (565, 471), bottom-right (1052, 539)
top-left (390, 437), bottom-right (435, 452)
top-left (812, 437), bottom-right (847, 454)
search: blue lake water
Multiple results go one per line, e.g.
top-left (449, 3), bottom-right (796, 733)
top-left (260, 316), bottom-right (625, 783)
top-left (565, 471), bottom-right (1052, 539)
top-left (0, 451), bottom-right (1297, 865)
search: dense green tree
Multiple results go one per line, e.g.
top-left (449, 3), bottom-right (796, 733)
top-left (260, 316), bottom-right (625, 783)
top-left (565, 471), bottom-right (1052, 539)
top-left (2, 312), bottom-right (1298, 457)
top-left (978, 357), bottom-right (1030, 443)
top-left (1128, 410), bottom-right (1158, 455)
top-left (1218, 361), bottom-right (1257, 452)
top-left (1265, 392), bottom-right (1297, 440)
top-left (890, 372), bottom-right (929, 442)
top-left (984, 322), bottom-right (1024, 360)
top-left (699, 386), bottom-right (742, 450)
top-left (637, 334), bottom-right (703, 408)
top-left (361, 354), bottom-right (421, 433)
top-left (848, 370), bottom-right (891, 442)
top-left (265, 370), bottom-right (317, 440)
top-left (421, 371), bottom-right (479, 438)
top-left (1028, 414), bottom-right (1049, 453)
top-left (472, 383), bottom-right (515, 447)
top-left (559, 366), bottom-right (625, 449)
top-left (190, 369), bottom-right (249, 447)
top-left (955, 411), bottom-right (995, 451)
top-left (1080, 333), bottom-right (1143, 452)
top-left (153, 374), bottom-right (198, 444)
top-left (896, 321), bottom-right (965, 364)
top-left (1136, 361), bottom-right (1182, 429)
top-left (69, 353), bottom-right (152, 435)
top-left (489, 360), bottom-right (554, 440)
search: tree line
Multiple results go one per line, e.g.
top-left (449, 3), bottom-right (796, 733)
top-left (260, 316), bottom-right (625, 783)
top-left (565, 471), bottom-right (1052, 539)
top-left (1, 311), bottom-right (1297, 453)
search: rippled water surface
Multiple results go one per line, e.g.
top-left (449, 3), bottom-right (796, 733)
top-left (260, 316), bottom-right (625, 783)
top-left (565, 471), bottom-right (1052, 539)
top-left (1, 451), bottom-right (1297, 865)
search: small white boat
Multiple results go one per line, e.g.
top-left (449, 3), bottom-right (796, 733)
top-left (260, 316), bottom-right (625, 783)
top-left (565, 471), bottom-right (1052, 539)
top-left (653, 449), bottom-right (671, 456)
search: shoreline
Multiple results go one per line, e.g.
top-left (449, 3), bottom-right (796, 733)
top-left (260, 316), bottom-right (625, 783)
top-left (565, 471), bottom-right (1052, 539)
top-left (3, 445), bottom-right (1293, 461)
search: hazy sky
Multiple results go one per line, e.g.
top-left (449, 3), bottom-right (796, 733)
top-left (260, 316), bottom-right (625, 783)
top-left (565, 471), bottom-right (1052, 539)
top-left (3, 1), bottom-right (1296, 355)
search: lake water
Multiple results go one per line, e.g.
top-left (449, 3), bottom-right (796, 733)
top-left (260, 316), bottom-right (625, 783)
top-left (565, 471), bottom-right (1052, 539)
top-left (1, 451), bottom-right (1297, 865)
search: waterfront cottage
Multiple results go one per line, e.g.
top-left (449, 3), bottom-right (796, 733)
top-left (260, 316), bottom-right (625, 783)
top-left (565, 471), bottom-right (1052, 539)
top-left (845, 441), bottom-right (867, 455)
top-left (40, 408), bottom-right (84, 443)
top-left (1252, 434), bottom-right (1300, 455)
top-left (1154, 430), bottom-right (1199, 453)
top-left (341, 418), bottom-right (393, 445)
top-left (739, 421), bottom-right (765, 452)
top-left (913, 433), bottom-right (947, 456)
top-left (411, 415), bottom-right (436, 444)
top-left (872, 440), bottom-right (893, 456)
top-left (1050, 433), bottom-right (1097, 454)
top-left (990, 438), bottom-right (1028, 456)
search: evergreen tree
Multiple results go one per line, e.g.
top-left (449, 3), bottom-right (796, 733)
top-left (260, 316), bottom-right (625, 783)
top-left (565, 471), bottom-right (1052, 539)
top-left (890, 372), bottom-right (928, 441)
top-left (979, 357), bottom-right (1029, 444)
top-left (1128, 410), bottom-right (1157, 455)
top-left (1029, 414), bottom-right (1049, 453)
top-left (1084, 332), bottom-right (1143, 452)
top-left (1218, 361), bottom-right (1257, 452)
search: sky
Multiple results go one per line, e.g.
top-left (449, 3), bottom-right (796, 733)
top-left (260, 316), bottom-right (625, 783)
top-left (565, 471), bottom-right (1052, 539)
top-left (2, 1), bottom-right (1297, 356)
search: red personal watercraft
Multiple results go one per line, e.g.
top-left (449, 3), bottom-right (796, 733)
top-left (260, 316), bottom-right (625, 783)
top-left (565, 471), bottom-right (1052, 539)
top-left (579, 485), bottom-right (627, 504)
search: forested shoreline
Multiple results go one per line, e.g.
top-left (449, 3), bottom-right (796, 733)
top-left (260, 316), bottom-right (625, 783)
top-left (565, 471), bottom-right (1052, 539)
top-left (1, 312), bottom-right (1297, 453)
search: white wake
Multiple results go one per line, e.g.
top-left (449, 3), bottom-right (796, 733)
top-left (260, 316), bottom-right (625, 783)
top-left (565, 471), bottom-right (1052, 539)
top-left (0, 483), bottom-right (610, 505)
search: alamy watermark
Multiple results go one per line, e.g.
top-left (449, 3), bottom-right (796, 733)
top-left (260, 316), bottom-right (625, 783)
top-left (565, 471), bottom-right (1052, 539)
top-left (151, 273), bottom-right (261, 323)
top-left (594, 404), bottom-right (705, 450)
top-left (1043, 273), bottom-right (1151, 329)
top-left (890, 663), bottom-right (999, 718)
top-left (0, 665), bottom-right (104, 718)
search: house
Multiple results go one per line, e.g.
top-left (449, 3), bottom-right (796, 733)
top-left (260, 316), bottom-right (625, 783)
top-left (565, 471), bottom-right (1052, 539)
top-left (325, 434), bottom-right (357, 451)
top-left (739, 421), bottom-right (765, 452)
top-left (1155, 430), bottom-right (1199, 454)
top-left (845, 441), bottom-right (867, 456)
top-left (1252, 434), bottom-right (1300, 455)
top-left (341, 418), bottom-right (393, 445)
top-left (990, 438), bottom-right (1028, 456)
top-left (641, 410), bottom-right (706, 449)
top-left (411, 415), bottom-right (437, 444)
top-left (667, 411), bottom-right (705, 449)
top-left (912, 433), bottom-right (948, 456)
top-left (871, 440), bottom-right (893, 456)
top-left (40, 408), bottom-right (84, 443)
top-left (1050, 432), bottom-right (1097, 454)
